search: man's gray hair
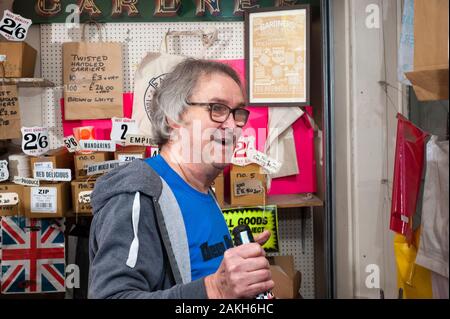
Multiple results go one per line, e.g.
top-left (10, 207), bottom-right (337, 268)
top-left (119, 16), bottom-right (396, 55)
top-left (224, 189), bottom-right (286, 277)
top-left (149, 58), bottom-right (243, 145)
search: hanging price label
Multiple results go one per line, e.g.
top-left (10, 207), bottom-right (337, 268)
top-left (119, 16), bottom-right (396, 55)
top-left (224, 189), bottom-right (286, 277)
top-left (0, 10), bottom-right (32, 41)
top-left (247, 148), bottom-right (282, 175)
top-left (64, 135), bottom-right (80, 153)
top-left (110, 117), bottom-right (138, 145)
top-left (78, 191), bottom-right (92, 204)
top-left (0, 192), bottom-right (19, 206)
top-left (21, 127), bottom-right (50, 156)
top-left (0, 160), bottom-right (9, 182)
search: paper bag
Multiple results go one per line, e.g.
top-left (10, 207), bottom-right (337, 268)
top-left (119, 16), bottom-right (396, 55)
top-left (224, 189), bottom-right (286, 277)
top-left (132, 29), bottom-right (218, 136)
top-left (0, 83), bottom-right (22, 139)
top-left (63, 22), bottom-right (123, 120)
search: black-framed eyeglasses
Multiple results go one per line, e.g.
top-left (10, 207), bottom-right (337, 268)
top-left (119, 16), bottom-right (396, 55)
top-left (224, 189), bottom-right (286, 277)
top-left (186, 101), bottom-right (250, 127)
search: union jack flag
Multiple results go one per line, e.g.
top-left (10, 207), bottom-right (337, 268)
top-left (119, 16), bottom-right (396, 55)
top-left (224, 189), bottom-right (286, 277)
top-left (1, 217), bottom-right (66, 294)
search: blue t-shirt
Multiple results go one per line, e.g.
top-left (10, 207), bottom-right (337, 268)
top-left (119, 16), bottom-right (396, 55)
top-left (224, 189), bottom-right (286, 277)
top-left (145, 155), bottom-right (232, 281)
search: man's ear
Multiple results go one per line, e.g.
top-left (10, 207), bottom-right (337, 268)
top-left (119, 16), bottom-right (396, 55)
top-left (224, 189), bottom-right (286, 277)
top-left (166, 117), bottom-right (182, 129)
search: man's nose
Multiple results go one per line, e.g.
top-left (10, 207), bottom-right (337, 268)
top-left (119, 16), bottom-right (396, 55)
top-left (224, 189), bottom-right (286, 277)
top-left (221, 112), bottom-right (238, 129)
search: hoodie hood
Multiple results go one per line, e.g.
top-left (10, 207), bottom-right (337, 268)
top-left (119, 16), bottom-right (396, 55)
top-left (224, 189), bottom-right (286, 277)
top-left (91, 159), bottom-right (162, 215)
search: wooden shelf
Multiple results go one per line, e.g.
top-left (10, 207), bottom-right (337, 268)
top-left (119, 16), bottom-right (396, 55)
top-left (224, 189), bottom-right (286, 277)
top-left (0, 78), bottom-right (55, 88)
top-left (221, 194), bottom-right (323, 209)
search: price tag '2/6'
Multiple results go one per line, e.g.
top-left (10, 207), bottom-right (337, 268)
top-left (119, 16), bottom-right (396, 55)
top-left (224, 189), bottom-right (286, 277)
top-left (110, 117), bottom-right (138, 145)
top-left (21, 127), bottom-right (49, 156)
top-left (0, 10), bottom-right (32, 41)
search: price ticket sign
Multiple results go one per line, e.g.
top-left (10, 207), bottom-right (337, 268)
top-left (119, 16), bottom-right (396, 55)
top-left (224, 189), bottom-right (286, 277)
top-left (222, 205), bottom-right (279, 252)
top-left (0, 10), bottom-right (32, 41)
top-left (110, 117), bottom-right (138, 145)
top-left (63, 135), bottom-right (80, 153)
top-left (21, 127), bottom-right (49, 156)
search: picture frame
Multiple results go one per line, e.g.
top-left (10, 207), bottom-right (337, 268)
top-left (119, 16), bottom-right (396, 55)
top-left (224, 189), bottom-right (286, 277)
top-left (245, 5), bottom-right (310, 107)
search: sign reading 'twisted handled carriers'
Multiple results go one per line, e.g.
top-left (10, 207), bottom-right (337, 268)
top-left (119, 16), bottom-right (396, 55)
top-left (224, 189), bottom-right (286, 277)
top-left (222, 205), bottom-right (279, 252)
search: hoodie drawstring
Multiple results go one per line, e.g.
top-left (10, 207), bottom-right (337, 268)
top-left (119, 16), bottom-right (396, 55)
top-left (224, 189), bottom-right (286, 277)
top-left (126, 191), bottom-right (140, 268)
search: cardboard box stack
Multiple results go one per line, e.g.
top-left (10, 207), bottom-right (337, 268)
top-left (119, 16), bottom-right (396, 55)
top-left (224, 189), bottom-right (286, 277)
top-left (268, 256), bottom-right (302, 299)
top-left (0, 41), bottom-right (37, 77)
top-left (230, 164), bottom-right (266, 206)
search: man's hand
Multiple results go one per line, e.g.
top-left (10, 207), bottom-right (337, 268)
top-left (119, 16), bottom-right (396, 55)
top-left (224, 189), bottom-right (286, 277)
top-left (204, 242), bottom-right (274, 299)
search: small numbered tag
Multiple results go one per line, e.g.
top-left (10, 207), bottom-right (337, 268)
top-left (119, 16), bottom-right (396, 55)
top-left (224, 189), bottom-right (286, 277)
top-left (64, 135), bottom-right (80, 153)
top-left (150, 146), bottom-right (160, 157)
top-left (0, 160), bottom-right (9, 182)
top-left (0, 192), bottom-right (19, 206)
top-left (111, 118), bottom-right (138, 145)
top-left (0, 10), bottom-right (32, 41)
top-left (21, 127), bottom-right (50, 156)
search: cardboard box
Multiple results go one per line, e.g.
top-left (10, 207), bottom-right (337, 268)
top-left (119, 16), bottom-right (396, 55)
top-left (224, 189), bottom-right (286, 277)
top-left (71, 179), bottom-right (96, 214)
top-left (114, 145), bottom-right (146, 162)
top-left (268, 256), bottom-right (302, 299)
top-left (0, 41), bottom-right (37, 78)
top-left (230, 164), bottom-right (266, 206)
top-left (0, 182), bottom-right (24, 216)
top-left (74, 152), bottom-right (113, 179)
top-left (30, 147), bottom-right (74, 176)
top-left (405, 0), bottom-right (449, 101)
top-left (23, 182), bottom-right (72, 218)
top-left (211, 173), bottom-right (224, 207)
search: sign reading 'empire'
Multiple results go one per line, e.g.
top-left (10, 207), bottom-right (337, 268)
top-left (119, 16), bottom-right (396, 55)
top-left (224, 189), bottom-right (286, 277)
top-left (12, 0), bottom-right (315, 24)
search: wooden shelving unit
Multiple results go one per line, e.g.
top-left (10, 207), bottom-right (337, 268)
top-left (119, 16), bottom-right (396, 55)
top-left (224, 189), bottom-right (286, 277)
top-left (0, 78), bottom-right (55, 88)
top-left (221, 194), bottom-right (323, 209)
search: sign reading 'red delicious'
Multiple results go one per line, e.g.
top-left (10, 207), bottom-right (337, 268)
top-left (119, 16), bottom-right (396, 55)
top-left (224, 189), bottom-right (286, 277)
top-left (12, 0), bottom-right (314, 24)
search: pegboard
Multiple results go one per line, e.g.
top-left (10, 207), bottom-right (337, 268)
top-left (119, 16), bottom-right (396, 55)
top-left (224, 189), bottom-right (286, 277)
top-left (39, 22), bottom-right (315, 299)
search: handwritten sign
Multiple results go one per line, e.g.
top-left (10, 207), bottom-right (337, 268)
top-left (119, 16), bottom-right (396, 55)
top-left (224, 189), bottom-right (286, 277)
top-left (0, 85), bottom-right (22, 139)
top-left (222, 205), bottom-right (279, 252)
top-left (63, 41), bottom-right (123, 120)
top-left (234, 179), bottom-right (264, 197)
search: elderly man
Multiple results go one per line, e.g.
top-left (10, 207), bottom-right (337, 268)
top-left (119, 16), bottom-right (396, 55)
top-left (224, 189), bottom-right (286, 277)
top-left (88, 59), bottom-right (274, 299)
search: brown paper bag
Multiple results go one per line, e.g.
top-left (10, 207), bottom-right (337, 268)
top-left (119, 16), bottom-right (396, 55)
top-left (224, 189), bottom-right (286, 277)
top-left (63, 22), bottom-right (123, 120)
top-left (0, 79), bottom-right (22, 140)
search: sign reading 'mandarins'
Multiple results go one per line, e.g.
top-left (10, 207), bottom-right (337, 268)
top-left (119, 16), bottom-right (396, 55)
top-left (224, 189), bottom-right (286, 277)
top-left (12, 0), bottom-right (317, 24)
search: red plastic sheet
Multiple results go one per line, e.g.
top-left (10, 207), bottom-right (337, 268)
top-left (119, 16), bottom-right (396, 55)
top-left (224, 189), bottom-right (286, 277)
top-left (390, 114), bottom-right (429, 243)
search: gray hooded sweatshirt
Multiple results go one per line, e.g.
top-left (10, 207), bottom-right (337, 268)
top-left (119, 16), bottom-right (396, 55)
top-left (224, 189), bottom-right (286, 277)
top-left (88, 159), bottom-right (208, 299)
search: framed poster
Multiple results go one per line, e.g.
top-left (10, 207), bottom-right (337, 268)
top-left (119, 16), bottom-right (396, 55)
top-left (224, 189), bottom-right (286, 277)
top-left (245, 5), bottom-right (310, 106)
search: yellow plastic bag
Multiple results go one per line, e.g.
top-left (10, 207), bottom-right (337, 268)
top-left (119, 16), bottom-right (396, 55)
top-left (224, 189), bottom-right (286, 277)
top-left (394, 229), bottom-right (433, 298)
